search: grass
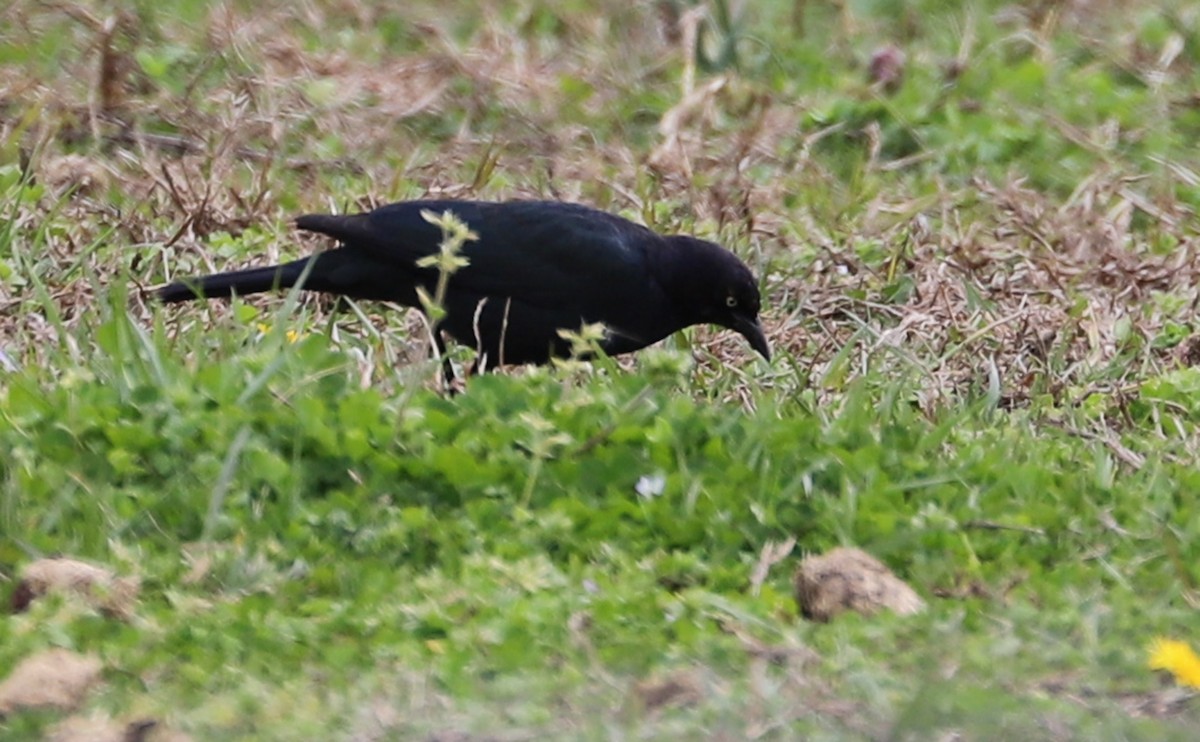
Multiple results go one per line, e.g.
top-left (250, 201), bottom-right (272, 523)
top-left (2, 0), bottom-right (1200, 738)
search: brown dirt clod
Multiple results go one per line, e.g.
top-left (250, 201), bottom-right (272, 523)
top-left (45, 714), bottom-right (128, 742)
top-left (634, 672), bottom-right (703, 711)
top-left (794, 546), bottom-right (925, 622)
top-left (0, 648), bottom-right (103, 716)
top-left (12, 557), bottom-right (140, 620)
top-left (47, 715), bottom-right (187, 742)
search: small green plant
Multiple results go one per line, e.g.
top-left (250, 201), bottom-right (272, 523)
top-left (414, 208), bottom-right (478, 324)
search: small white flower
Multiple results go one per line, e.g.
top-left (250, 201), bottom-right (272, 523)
top-left (635, 473), bottom-right (666, 499)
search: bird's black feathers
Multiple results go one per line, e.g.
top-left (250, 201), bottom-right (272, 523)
top-left (155, 260), bottom-right (310, 303)
top-left (156, 200), bottom-right (770, 366)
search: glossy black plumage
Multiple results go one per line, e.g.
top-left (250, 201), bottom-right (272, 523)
top-left (156, 200), bottom-right (770, 366)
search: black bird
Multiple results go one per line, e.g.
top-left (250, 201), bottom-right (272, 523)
top-left (156, 200), bottom-right (770, 367)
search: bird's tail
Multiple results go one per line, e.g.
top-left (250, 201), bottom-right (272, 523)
top-left (156, 257), bottom-right (313, 303)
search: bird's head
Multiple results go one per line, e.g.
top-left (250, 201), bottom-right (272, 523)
top-left (662, 236), bottom-right (771, 361)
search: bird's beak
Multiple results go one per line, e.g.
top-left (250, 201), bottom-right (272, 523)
top-left (729, 314), bottom-right (771, 361)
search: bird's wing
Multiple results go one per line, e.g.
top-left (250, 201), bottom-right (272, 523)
top-left (455, 201), bottom-right (658, 313)
top-left (302, 201), bottom-right (663, 316)
top-left (295, 200), bottom-right (474, 266)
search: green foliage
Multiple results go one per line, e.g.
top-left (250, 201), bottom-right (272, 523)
top-left (2, 303), bottom-right (1197, 736)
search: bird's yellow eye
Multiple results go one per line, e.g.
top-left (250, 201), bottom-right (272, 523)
top-left (725, 295), bottom-right (738, 308)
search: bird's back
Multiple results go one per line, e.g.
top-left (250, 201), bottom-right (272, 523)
top-left (299, 200), bottom-right (682, 351)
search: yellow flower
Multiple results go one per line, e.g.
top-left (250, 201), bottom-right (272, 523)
top-left (257, 324), bottom-right (302, 344)
top-left (1148, 637), bottom-right (1200, 689)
